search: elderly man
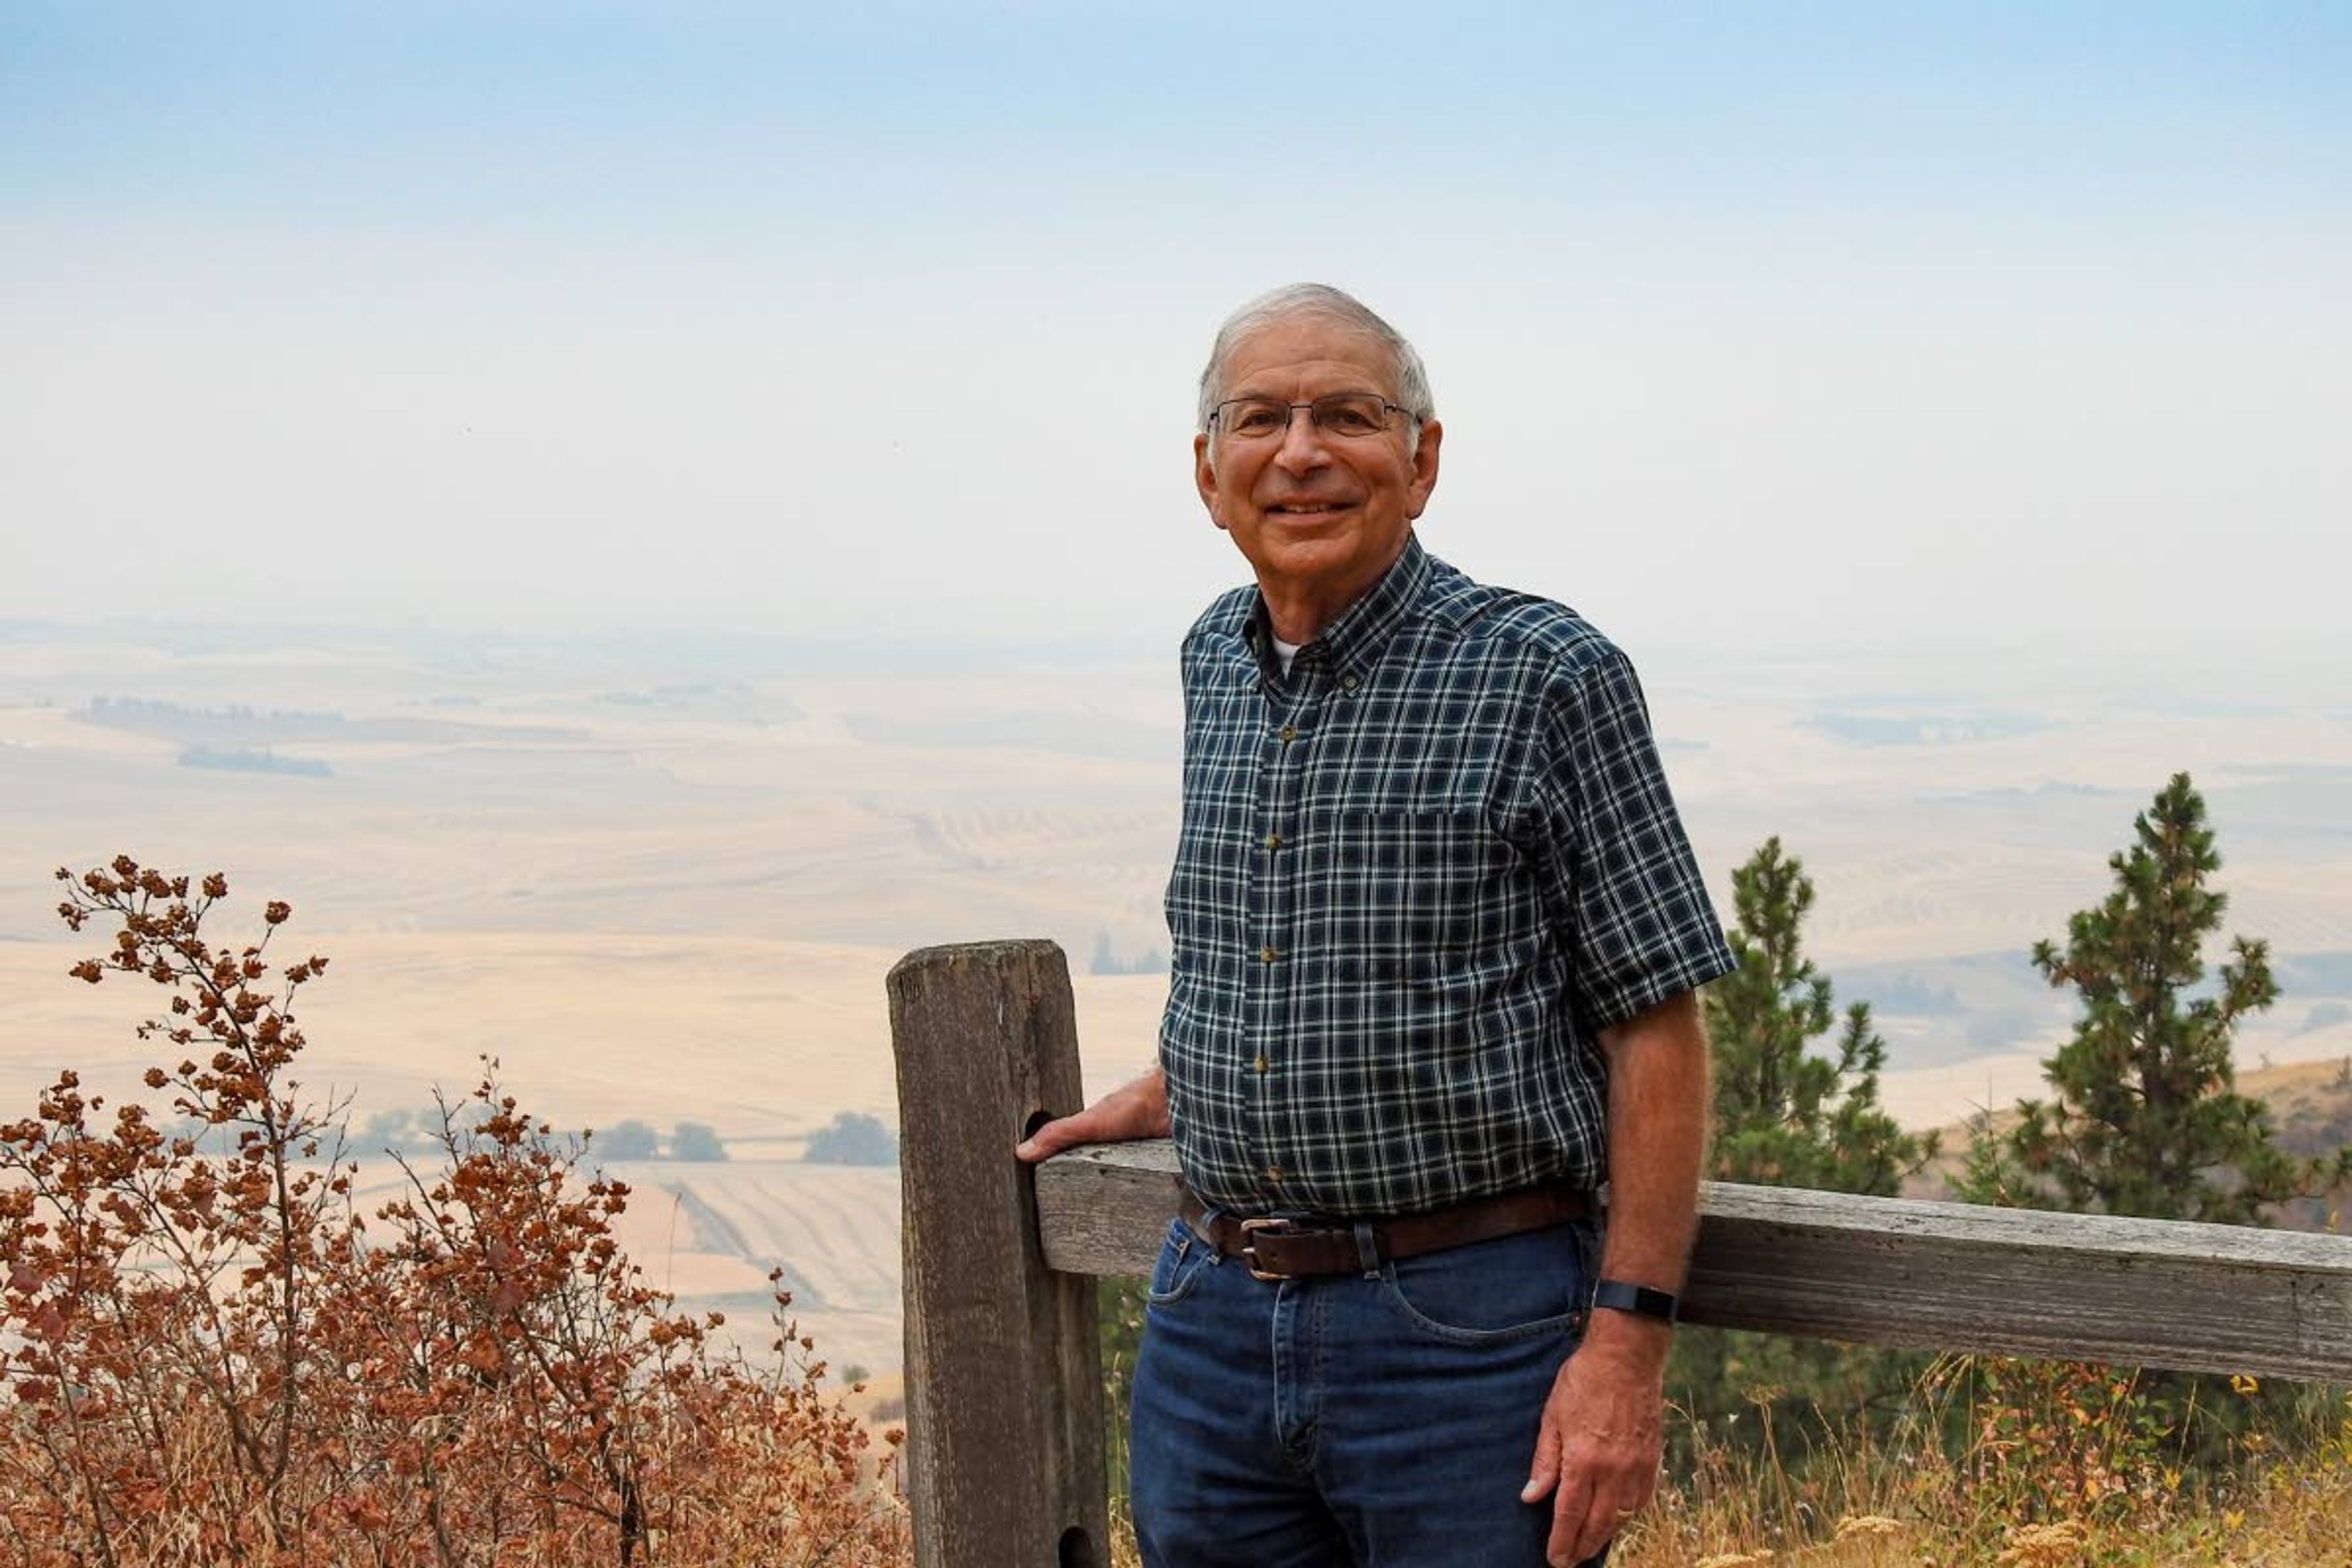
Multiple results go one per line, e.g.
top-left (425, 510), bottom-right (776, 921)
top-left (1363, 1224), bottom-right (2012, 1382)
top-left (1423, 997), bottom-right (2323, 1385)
top-left (1018, 284), bottom-right (1733, 1568)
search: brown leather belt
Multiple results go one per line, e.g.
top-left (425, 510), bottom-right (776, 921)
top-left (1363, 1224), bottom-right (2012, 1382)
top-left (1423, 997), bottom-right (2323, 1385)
top-left (1179, 1184), bottom-right (1592, 1282)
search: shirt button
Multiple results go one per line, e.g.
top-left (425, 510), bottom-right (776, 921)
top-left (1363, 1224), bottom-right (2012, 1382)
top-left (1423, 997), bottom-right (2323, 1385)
top-left (1253, 1055), bottom-right (1270, 1073)
top-left (1341, 675), bottom-right (1359, 692)
top-left (1259, 945), bottom-right (1278, 964)
top-left (1278, 725), bottom-right (1297, 744)
top-left (1264, 832), bottom-right (1283, 851)
top-left (1264, 1166), bottom-right (1283, 1184)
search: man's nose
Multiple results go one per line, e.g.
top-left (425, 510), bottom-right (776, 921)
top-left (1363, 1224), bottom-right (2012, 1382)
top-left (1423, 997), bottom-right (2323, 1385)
top-left (1272, 407), bottom-right (1331, 472)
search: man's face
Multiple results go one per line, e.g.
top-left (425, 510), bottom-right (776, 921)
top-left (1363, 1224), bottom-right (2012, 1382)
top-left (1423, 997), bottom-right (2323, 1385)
top-left (1194, 317), bottom-right (1442, 624)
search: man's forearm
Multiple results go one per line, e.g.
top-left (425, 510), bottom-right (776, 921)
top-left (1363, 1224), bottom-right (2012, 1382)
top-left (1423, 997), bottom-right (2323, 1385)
top-left (1588, 990), bottom-right (1710, 1352)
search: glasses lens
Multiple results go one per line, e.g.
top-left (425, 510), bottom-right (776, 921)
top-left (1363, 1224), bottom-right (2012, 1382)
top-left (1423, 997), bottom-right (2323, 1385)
top-left (1218, 399), bottom-right (1288, 439)
top-left (1311, 394), bottom-right (1390, 437)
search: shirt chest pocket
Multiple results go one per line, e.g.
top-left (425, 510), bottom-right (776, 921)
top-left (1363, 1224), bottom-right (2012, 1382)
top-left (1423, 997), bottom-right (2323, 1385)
top-left (1330, 809), bottom-right (1515, 963)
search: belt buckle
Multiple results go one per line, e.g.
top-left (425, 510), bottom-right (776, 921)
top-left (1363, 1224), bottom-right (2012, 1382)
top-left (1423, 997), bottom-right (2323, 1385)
top-left (1238, 1216), bottom-right (1296, 1281)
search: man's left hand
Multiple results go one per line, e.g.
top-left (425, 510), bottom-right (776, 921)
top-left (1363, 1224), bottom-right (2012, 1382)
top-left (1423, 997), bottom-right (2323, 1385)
top-left (1520, 1314), bottom-right (1668, 1567)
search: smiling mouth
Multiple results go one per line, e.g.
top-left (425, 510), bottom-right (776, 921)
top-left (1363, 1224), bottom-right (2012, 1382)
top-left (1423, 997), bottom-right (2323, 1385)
top-left (1267, 501), bottom-right (1352, 516)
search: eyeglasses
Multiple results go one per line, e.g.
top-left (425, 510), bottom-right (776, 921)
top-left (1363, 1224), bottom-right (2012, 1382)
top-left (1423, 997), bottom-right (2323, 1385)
top-left (1207, 393), bottom-right (1418, 443)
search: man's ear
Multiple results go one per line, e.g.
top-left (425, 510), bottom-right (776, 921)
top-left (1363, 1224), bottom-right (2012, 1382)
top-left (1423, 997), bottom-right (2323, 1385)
top-left (1194, 432), bottom-right (1231, 532)
top-left (1404, 418), bottom-right (1444, 519)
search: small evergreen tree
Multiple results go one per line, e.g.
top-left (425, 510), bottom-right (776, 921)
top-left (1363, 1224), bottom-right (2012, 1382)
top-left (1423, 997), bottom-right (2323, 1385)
top-left (1672, 837), bottom-right (1932, 1464)
top-left (1953, 774), bottom-right (2351, 1472)
top-left (1705, 837), bottom-right (1931, 1194)
top-left (1958, 773), bottom-right (2343, 1223)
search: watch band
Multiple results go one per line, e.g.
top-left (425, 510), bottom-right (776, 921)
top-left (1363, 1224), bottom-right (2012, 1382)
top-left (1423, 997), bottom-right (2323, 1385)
top-left (1589, 1278), bottom-right (1679, 1324)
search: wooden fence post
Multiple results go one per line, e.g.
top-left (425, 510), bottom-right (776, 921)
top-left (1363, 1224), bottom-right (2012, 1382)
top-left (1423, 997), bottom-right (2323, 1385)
top-left (889, 940), bottom-right (1108, 1568)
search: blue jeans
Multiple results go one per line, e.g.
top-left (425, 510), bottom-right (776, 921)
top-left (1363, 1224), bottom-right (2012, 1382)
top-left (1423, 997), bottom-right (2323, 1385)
top-left (1128, 1210), bottom-right (1606, 1568)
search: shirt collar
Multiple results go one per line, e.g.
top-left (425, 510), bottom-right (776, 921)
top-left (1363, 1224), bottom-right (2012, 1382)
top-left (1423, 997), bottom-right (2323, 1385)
top-left (1245, 532), bottom-right (1431, 688)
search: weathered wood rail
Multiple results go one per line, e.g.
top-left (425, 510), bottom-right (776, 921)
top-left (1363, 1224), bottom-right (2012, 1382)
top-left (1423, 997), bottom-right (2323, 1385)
top-left (889, 938), bottom-right (2352, 1568)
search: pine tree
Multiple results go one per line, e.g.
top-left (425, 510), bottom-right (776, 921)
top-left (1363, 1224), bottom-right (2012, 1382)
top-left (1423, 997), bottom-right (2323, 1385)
top-left (1959, 772), bottom-right (2341, 1223)
top-left (1705, 836), bottom-right (1931, 1194)
top-left (1670, 837), bottom-right (1932, 1464)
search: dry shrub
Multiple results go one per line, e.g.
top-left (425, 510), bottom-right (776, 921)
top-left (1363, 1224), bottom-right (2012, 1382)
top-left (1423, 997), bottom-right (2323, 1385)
top-left (0, 857), bottom-right (908, 1567)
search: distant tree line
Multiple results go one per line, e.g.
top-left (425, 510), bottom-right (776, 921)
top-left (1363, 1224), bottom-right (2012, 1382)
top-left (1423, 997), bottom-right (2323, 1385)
top-left (594, 1119), bottom-right (729, 1162)
top-left (179, 747), bottom-right (333, 778)
top-left (1090, 930), bottom-right (1167, 977)
top-left (86, 695), bottom-right (345, 728)
top-left (355, 1109), bottom-right (908, 1167)
top-left (804, 1111), bottom-right (897, 1166)
top-left (358, 1108), bottom-right (731, 1163)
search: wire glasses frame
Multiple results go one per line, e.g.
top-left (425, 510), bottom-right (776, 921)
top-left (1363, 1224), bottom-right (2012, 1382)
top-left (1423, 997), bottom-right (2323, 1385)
top-left (1206, 393), bottom-right (1422, 443)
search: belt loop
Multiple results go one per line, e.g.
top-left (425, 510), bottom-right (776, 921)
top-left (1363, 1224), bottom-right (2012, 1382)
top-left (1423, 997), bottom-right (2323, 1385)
top-left (1352, 1219), bottom-right (1382, 1276)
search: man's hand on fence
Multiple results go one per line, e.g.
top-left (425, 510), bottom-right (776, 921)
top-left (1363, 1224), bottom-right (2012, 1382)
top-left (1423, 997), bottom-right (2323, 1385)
top-left (1014, 1066), bottom-right (1170, 1162)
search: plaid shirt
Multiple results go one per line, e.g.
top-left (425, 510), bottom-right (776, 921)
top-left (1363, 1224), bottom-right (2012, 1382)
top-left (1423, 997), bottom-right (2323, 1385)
top-left (1160, 534), bottom-right (1734, 1218)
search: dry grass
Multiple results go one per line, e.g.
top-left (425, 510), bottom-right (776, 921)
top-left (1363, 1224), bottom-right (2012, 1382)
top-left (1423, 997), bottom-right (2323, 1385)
top-left (1616, 1376), bottom-right (2352, 1568)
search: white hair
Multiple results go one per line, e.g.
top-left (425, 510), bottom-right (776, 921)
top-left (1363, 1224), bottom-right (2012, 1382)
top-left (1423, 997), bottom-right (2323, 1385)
top-left (1196, 283), bottom-right (1435, 450)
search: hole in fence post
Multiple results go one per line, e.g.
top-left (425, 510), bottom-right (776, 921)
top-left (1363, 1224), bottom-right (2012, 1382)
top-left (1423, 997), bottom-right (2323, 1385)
top-left (1024, 1108), bottom-right (1055, 1140)
top-left (1058, 1526), bottom-right (1098, 1568)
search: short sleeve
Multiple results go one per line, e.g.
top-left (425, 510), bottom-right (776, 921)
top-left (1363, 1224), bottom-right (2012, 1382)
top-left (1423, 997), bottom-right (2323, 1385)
top-left (1536, 646), bottom-right (1735, 1032)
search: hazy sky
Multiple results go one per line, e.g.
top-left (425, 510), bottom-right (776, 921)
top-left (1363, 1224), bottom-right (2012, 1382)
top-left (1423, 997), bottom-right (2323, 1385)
top-left (6, 3), bottom-right (2346, 665)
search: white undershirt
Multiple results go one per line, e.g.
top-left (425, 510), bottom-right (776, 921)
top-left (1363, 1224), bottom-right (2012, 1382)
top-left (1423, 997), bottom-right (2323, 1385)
top-left (1271, 635), bottom-right (1302, 677)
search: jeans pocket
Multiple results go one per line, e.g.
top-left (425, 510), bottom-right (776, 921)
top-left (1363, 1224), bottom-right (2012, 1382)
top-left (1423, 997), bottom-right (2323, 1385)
top-left (1376, 1223), bottom-right (1587, 1346)
top-left (1144, 1218), bottom-right (1213, 1309)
